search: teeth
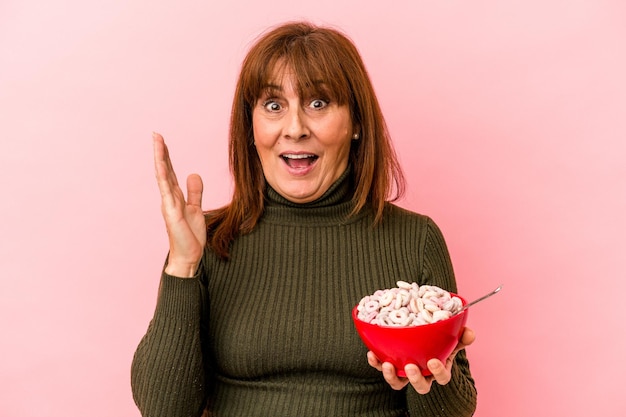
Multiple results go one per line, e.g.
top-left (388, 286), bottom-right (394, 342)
top-left (282, 153), bottom-right (315, 159)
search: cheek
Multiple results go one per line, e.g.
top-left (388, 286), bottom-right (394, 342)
top-left (318, 117), bottom-right (351, 144)
top-left (252, 117), bottom-right (278, 148)
top-left (251, 113), bottom-right (262, 141)
top-left (251, 129), bottom-right (276, 168)
top-left (328, 125), bottom-right (352, 156)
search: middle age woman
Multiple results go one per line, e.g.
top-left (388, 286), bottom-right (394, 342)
top-left (132, 21), bottom-right (477, 417)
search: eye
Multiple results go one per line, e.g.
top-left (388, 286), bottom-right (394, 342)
top-left (262, 100), bottom-right (282, 112)
top-left (309, 99), bottom-right (328, 110)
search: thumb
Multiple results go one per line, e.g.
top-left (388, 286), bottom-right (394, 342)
top-left (186, 173), bottom-right (203, 208)
top-left (459, 327), bottom-right (476, 348)
top-left (452, 327), bottom-right (476, 357)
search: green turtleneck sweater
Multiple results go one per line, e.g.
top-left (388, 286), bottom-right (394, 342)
top-left (131, 170), bottom-right (477, 417)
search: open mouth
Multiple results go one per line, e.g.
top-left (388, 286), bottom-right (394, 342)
top-left (281, 153), bottom-right (319, 168)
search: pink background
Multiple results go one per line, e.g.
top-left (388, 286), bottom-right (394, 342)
top-left (1, 1), bottom-right (625, 416)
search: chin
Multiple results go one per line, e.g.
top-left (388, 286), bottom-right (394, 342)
top-left (281, 188), bottom-right (319, 203)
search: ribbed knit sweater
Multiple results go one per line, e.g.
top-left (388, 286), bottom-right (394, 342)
top-left (131, 169), bottom-right (477, 417)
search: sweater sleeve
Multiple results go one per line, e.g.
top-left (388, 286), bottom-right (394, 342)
top-left (406, 217), bottom-right (477, 417)
top-left (130, 272), bottom-right (207, 417)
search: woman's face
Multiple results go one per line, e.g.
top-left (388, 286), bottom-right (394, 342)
top-left (252, 68), bottom-right (354, 203)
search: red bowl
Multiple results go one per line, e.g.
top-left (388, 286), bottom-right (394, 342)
top-left (352, 294), bottom-right (468, 377)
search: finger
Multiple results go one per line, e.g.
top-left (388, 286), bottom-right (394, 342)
top-left (153, 132), bottom-right (179, 185)
top-left (405, 364), bottom-right (433, 394)
top-left (153, 132), bottom-right (165, 173)
top-left (153, 133), bottom-right (171, 198)
top-left (153, 133), bottom-right (181, 207)
top-left (367, 351), bottom-right (383, 371)
top-left (186, 174), bottom-right (203, 208)
top-left (427, 358), bottom-right (451, 385)
top-left (153, 132), bottom-right (168, 161)
top-left (381, 362), bottom-right (408, 391)
top-left (162, 137), bottom-right (179, 187)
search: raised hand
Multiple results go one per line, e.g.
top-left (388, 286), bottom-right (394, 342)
top-left (153, 132), bottom-right (206, 277)
top-left (367, 327), bottom-right (475, 394)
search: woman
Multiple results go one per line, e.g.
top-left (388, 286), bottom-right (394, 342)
top-left (131, 21), bottom-right (477, 417)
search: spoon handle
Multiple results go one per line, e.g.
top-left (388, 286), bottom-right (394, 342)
top-left (455, 285), bottom-right (502, 315)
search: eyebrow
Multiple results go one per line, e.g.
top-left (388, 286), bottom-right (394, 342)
top-left (261, 84), bottom-right (283, 93)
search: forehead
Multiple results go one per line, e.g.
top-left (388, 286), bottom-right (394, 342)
top-left (265, 69), bottom-right (318, 91)
top-left (261, 62), bottom-right (334, 98)
top-left (264, 64), bottom-right (296, 88)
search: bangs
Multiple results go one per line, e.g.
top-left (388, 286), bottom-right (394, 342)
top-left (242, 34), bottom-right (354, 106)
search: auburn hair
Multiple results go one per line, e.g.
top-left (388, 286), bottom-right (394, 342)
top-left (205, 21), bottom-right (405, 259)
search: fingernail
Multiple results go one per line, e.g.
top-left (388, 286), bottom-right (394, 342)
top-left (405, 366), bottom-right (418, 378)
top-left (429, 360), bottom-right (442, 371)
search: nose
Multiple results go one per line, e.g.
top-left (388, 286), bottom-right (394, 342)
top-left (283, 107), bottom-right (310, 141)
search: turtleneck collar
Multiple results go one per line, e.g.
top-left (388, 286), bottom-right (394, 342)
top-left (262, 165), bottom-right (369, 225)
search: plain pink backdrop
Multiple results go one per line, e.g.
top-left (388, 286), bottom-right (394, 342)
top-left (1, 1), bottom-right (625, 416)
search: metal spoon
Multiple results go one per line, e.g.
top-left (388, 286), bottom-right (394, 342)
top-left (453, 285), bottom-right (502, 316)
